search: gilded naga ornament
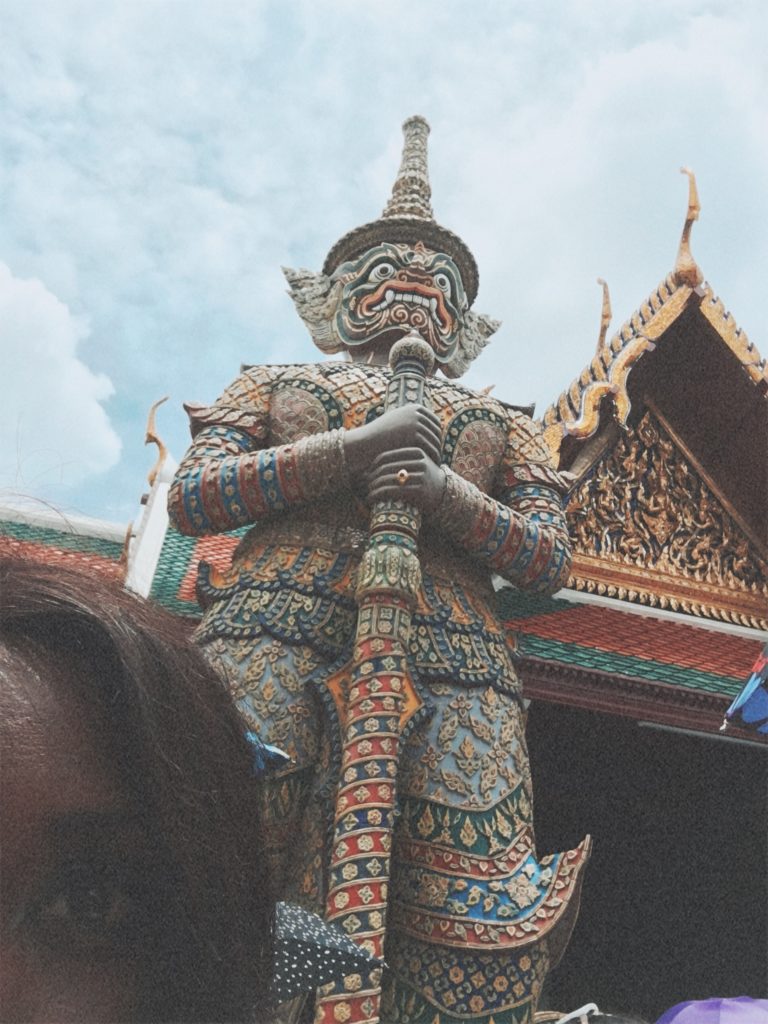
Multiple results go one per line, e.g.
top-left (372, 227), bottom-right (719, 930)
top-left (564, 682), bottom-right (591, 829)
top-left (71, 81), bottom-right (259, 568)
top-left (169, 115), bottom-right (590, 1024)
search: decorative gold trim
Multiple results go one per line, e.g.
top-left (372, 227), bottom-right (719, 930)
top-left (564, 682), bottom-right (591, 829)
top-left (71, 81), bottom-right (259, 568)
top-left (542, 279), bottom-right (767, 460)
top-left (569, 552), bottom-right (768, 630)
top-left (540, 274), bottom-right (694, 456)
top-left (699, 288), bottom-right (768, 388)
top-left (541, 420), bottom-right (566, 462)
top-left (541, 166), bottom-right (767, 458)
top-left (565, 406), bottom-right (768, 629)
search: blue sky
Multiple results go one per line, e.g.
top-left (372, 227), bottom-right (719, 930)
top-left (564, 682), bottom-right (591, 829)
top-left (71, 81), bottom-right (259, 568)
top-left (1, 0), bottom-right (766, 524)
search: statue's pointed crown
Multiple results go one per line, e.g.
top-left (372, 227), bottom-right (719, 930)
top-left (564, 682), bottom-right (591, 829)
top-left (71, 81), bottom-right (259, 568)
top-left (323, 116), bottom-right (479, 304)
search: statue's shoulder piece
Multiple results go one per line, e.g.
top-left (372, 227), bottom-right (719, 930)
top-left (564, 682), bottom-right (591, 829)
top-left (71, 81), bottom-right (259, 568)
top-left (432, 378), bottom-right (534, 422)
top-left (241, 360), bottom-right (373, 392)
top-left (183, 398), bottom-right (268, 440)
top-left (240, 361), bottom-right (328, 380)
top-left (315, 361), bottom-right (390, 388)
top-left (182, 363), bottom-right (286, 440)
top-left (500, 410), bottom-right (569, 494)
top-left (504, 409), bottom-right (554, 466)
top-left (491, 397), bottom-right (536, 419)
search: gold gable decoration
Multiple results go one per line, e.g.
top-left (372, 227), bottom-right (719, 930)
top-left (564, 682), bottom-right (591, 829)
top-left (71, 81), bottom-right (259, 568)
top-left (540, 272), bottom-right (692, 460)
top-left (566, 408), bottom-right (768, 630)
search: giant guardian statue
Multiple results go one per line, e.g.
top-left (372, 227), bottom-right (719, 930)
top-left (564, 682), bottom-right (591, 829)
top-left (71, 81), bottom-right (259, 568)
top-left (169, 116), bottom-right (590, 1024)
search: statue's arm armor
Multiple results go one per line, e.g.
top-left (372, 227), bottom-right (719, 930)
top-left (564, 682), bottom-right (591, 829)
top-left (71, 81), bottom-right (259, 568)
top-left (436, 413), bottom-right (572, 594)
top-left (167, 371), bottom-right (348, 535)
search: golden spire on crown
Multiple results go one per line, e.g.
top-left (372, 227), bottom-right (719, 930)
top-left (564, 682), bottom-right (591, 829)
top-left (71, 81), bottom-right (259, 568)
top-left (323, 116), bottom-right (480, 304)
top-left (381, 115), bottom-right (435, 221)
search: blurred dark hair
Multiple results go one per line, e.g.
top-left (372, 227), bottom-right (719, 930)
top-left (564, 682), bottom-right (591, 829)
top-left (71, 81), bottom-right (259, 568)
top-left (0, 558), bottom-right (274, 1023)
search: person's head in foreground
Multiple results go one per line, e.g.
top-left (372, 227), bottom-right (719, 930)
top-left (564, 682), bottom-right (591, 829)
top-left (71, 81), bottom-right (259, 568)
top-left (0, 558), bottom-right (274, 1023)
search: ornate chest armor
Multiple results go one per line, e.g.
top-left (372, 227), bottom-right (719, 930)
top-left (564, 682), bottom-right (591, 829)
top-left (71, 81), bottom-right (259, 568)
top-left (171, 361), bottom-right (570, 699)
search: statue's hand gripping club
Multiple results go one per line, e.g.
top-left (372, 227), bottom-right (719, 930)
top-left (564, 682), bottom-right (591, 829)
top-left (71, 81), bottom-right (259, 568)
top-left (343, 402), bottom-right (442, 477)
top-left (364, 444), bottom-right (447, 514)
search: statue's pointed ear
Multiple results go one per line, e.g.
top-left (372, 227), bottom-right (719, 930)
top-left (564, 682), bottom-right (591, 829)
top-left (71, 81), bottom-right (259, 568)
top-left (443, 310), bottom-right (501, 378)
top-left (282, 265), bottom-right (331, 303)
top-left (282, 266), bottom-right (344, 353)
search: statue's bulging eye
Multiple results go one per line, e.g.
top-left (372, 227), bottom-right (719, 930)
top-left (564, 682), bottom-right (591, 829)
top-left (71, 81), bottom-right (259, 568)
top-left (369, 262), bottom-right (395, 282)
top-left (434, 273), bottom-right (452, 294)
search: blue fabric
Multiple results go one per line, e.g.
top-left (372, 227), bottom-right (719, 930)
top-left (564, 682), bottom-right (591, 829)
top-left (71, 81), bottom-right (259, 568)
top-left (725, 643), bottom-right (768, 735)
top-left (244, 730), bottom-right (291, 776)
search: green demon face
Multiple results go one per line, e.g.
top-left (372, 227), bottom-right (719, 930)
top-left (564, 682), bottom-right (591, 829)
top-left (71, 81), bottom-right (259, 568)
top-left (330, 241), bottom-right (468, 364)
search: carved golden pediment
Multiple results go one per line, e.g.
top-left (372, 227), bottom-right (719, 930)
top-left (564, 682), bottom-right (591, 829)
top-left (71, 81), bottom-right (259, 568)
top-left (566, 408), bottom-right (768, 629)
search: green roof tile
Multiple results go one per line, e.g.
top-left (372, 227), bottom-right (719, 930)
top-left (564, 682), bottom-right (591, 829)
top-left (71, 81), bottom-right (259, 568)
top-left (517, 634), bottom-right (744, 697)
top-left (0, 520), bottom-right (123, 561)
top-left (495, 587), bottom-right (576, 620)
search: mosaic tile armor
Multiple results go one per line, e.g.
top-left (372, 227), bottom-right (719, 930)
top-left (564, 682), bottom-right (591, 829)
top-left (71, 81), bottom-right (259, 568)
top-left (169, 360), bottom-right (589, 1023)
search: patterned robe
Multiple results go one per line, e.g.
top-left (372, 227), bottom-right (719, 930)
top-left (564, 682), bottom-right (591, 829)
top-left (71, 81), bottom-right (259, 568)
top-left (169, 361), bottom-right (589, 1024)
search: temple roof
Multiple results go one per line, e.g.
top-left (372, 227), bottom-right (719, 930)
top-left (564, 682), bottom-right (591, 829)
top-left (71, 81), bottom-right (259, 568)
top-left (0, 503), bottom-right (126, 581)
top-left (540, 276), bottom-right (767, 463)
top-left (540, 169), bottom-right (766, 476)
top-left (498, 586), bottom-right (763, 737)
top-left (534, 173), bottom-right (767, 640)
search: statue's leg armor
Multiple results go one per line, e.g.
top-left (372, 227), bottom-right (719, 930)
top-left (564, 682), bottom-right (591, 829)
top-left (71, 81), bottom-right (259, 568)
top-left (203, 635), bottom-right (333, 913)
top-left (382, 683), bottom-right (554, 1024)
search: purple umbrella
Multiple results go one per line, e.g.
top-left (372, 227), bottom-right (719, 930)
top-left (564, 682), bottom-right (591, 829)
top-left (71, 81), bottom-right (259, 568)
top-left (656, 998), bottom-right (768, 1024)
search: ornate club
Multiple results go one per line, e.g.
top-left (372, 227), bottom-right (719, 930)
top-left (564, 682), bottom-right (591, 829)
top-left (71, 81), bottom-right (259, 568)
top-left (316, 333), bottom-right (435, 1024)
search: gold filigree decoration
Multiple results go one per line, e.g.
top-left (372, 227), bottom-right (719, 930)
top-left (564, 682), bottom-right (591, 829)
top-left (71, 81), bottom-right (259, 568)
top-left (566, 409), bottom-right (768, 628)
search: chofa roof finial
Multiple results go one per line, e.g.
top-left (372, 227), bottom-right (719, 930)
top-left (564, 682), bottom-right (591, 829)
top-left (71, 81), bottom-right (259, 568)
top-left (673, 167), bottom-right (703, 287)
top-left (381, 115), bottom-right (435, 222)
top-left (145, 396), bottom-right (169, 488)
top-left (595, 277), bottom-right (612, 354)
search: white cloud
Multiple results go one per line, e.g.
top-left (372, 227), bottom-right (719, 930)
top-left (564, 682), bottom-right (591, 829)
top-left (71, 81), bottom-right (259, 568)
top-left (0, 0), bottom-right (765, 517)
top-left (0, 263), bottom-right (121, 491)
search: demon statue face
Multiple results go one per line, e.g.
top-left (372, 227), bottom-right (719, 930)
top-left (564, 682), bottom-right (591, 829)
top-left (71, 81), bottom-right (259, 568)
top-left (331, 241), bottom-right (465, 361)
top-left (284, 241), bottom-right (500, 379)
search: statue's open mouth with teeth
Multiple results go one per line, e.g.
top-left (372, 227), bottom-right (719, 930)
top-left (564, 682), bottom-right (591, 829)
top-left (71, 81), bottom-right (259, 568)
top-left (362, 277), bottom-right (447, 329)
top-left (332, 241), bottom-right (465, 362)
